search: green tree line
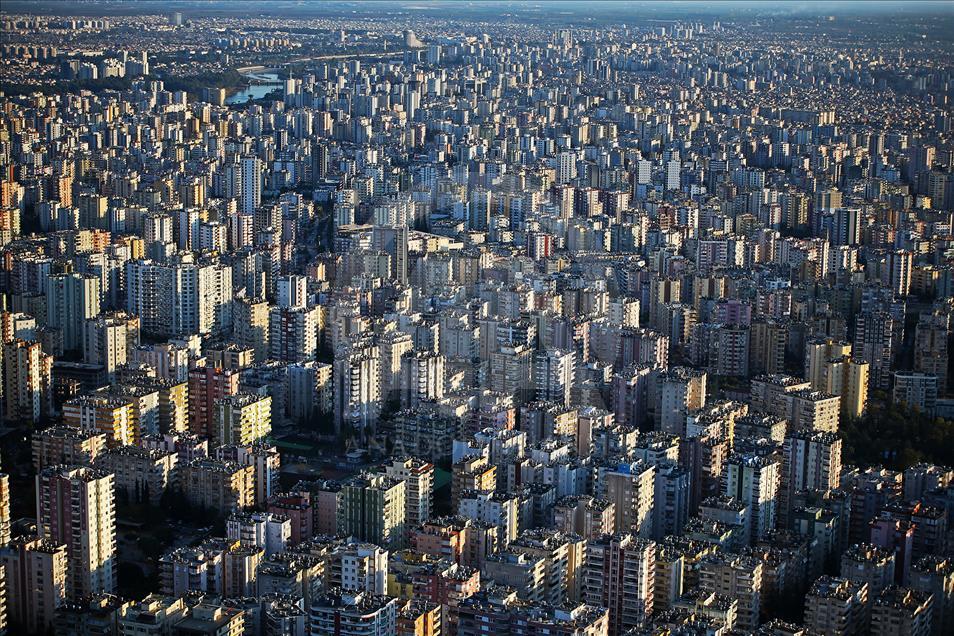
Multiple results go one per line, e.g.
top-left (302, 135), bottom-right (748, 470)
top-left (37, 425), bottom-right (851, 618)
top-left (841, 403), bottom-right (954, 470)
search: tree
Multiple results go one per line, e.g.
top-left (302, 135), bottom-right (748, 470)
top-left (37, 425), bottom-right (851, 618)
top-left (841, 404), bottom-right (954, 470)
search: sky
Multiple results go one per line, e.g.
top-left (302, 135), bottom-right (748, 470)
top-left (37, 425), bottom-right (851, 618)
top-left (5, 1), bottom-right (954, 19)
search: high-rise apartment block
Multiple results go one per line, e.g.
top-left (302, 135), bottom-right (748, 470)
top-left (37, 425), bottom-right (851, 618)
top-left (871, 586), bottom-right (933, 636)
top-left (910, 556), bottom-right (954, 636)
top-left (534, 348), bottom-right (576, 407)
top-left (188, 366), bottom-right (240, 439)
top-left (333, 338), bottom-right (381, 434)
top-left (914, 312), bottom-right (949, 393)
top-left (82, 312), bottom-right (139, 382)
top-left (180, 458), bottom-right (255, 515)
top-left (842, 543), bottom-right (897, 601)
top-left (62, 395), bottom-right (138, 447)
top-left (604, 461), bottom-right (656, 538)
top-left (309, 590), bottom-right (399, 635)
top-left (893, 372), bottom-right (940, 416)
top-left (339, 474), bottom-right (407, 549)
top-left (582, 534), bottom-right (655, 635)
top-left (656, 368), bottom-right (707, 436)
top-left (724, 453), bottom-right (779, 543)
top-left (384, 457), bottom-right (434, 528)
top-left (780, 431), bottom-right (842, 527)
top-left (35, 466), bottom-right (116, 599)
top-left (32, 426), bottom-right (107, 471)
top-left (3, 339), bottom-right (52, 423)
top-left (1, 537), bottom-right (68, 633)
top-left (214, 393), bottom-right (272, 446)
top-left (698, 554), bottom-right (763, 632)
top-left (803, 575), bottom-right (869, 636)
top-left (46, 272), bottom-right (100, 352)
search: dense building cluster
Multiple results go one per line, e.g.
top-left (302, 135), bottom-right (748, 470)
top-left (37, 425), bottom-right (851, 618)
top-left (0, 3), bottom-right (952, 636)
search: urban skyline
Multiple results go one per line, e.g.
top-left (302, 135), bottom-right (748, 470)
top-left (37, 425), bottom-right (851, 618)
top-left (0, 1), bottom-right (952, 635)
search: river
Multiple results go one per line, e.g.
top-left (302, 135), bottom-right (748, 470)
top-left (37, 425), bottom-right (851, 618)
top-left (227, 71), bottom-right (283, 105)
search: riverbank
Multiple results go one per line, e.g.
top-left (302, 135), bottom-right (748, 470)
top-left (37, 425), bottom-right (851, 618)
top-left (226, 69), bottom-right (283, 104)
top-left (1, 68), bottom-right (248, 99)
